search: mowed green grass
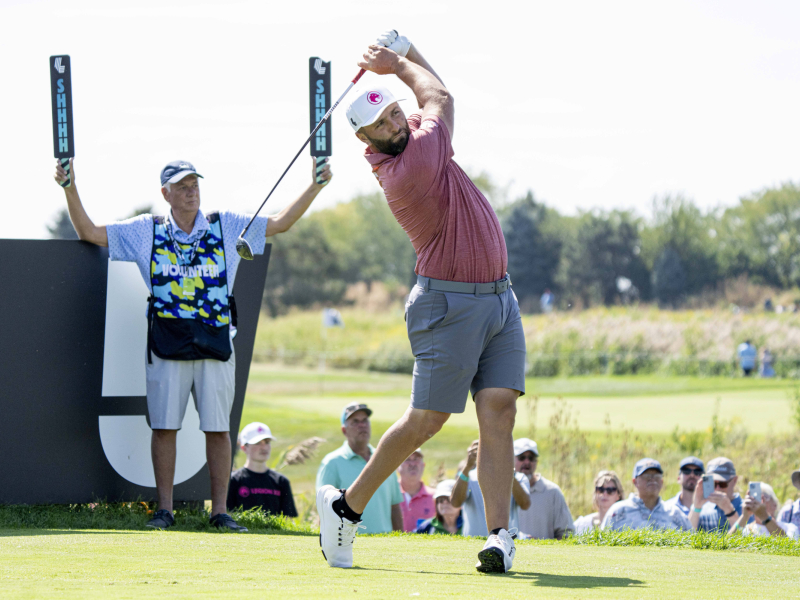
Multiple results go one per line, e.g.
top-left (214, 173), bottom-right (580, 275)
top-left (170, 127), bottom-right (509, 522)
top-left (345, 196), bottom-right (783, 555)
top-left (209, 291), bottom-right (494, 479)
top-left (1, 530), bottom-right (798, 600)
top-left (243, 364), bottom-right (797, 437)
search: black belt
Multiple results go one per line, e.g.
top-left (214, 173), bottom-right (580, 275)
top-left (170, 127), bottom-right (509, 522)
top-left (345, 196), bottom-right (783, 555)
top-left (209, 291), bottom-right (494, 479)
top-left (416, 274), bottom-right (511, 295)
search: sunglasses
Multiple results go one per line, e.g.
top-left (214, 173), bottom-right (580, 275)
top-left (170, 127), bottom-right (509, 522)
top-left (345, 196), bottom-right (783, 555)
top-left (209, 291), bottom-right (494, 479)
top-left (595, 486), bottom-right (619, 495)
top-left (714, 480), bottom-right (729, 489)
top-left (680, 468), bottom-right (704, 476)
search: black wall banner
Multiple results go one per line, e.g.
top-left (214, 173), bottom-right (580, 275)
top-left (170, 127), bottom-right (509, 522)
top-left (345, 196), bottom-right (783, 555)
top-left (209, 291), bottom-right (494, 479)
top-left (309, 57), bottom-right (332, 158)
top-left (0, 240), bottom-right (270, 504)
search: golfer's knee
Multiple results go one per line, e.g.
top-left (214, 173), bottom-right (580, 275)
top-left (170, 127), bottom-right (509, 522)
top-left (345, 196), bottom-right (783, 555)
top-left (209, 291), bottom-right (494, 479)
top-left (406, 408), bottom-right (449, 439)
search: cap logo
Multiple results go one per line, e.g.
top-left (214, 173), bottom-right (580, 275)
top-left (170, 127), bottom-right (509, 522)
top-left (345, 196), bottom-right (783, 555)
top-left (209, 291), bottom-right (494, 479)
top-left (179, 163), bottom-right (190, 169)
top-left (367, 92), bottom-right (383, 105)
top-left (350, 117), bottom-right (358, 127)
top-left (257, 427), bottom-right (264, 433)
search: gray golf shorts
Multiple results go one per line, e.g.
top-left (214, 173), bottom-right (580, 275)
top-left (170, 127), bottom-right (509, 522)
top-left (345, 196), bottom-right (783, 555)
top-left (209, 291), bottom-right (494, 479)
top-left (405, 284), bottom-right (526, 413)
top-left (145, 347), bottom-right (236, 432)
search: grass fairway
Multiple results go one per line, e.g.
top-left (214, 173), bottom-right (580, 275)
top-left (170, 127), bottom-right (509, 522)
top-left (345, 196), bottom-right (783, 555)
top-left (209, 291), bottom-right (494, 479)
top-left (244, 364), bottom-right (797, 436)
top-left (2, 530), bottom-right (798, 600)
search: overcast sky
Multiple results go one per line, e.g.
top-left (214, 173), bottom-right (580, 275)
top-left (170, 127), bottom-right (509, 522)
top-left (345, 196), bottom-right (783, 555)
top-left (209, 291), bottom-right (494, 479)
top-left (3, 0), bottom-right (799, 239)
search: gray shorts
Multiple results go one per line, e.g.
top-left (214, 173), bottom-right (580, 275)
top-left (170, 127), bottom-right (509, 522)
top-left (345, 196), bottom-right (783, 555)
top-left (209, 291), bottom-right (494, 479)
top-left (405, 284), bottom-right (526, 413)
top-left (145, 347), bottom-right (236, 431)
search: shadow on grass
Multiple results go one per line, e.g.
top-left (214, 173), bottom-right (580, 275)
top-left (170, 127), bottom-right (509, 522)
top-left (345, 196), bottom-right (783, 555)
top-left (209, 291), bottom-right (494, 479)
top-left (351, 567), bottom-right (646, 588)
top-left (521, 572), bottom-right (646, 588)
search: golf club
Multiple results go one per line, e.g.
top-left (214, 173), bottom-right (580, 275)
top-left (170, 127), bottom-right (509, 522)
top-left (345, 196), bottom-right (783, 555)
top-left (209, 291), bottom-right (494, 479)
top-left (236, 67), bottom-right (367, 260)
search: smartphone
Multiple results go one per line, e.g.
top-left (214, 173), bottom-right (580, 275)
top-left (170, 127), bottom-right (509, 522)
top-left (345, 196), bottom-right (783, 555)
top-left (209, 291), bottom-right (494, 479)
top-left (702, 474), bottom-right (715, 498)
top-left (749, 481), bottom-right (762, 503)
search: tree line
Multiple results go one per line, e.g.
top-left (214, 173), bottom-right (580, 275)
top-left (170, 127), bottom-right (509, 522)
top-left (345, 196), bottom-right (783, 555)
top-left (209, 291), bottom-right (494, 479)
top-left (48, 176), bottom-right (800, 314)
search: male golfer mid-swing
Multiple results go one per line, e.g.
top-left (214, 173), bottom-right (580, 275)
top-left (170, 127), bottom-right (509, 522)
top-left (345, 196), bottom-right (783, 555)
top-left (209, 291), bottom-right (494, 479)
top-left (317, 31), bottom-right (526, 573)
top-left (54, 157), bottom-right (331, 530)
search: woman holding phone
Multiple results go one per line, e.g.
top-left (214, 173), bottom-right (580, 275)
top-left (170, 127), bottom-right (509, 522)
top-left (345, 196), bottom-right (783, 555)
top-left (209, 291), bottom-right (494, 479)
top-left (731, 483), bottom-right (800, 539)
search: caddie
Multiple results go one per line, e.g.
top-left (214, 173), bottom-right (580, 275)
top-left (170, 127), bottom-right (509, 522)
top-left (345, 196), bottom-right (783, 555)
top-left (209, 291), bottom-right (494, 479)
top-left (317, 30), bottom-right (526, 574)
top-left (53, 157), bottom-right (331, 530)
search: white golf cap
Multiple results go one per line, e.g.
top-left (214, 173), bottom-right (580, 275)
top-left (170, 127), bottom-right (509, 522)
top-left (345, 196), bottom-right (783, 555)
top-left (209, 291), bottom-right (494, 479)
top-left (239, 422), bottom-right (274, 445)
top-left (345, 84), bottom-right (404, 131)
top-left (433, 479), bottom-right (456, 500)
top-left (513, 438), bottom-right (539, 457)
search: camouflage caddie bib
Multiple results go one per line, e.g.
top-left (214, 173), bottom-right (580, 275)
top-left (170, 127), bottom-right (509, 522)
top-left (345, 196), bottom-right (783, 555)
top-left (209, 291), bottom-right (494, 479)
top-left (147, 212), bottom-right (234, 362)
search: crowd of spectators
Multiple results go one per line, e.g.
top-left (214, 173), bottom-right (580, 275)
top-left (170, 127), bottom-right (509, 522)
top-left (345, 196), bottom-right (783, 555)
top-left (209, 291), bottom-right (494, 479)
top-left (230, 403), bottom-right (800, 542)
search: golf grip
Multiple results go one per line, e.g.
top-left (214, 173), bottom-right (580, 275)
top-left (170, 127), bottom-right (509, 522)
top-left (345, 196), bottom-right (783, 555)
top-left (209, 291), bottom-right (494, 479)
top-left (60, 158), bottom-right (71, 188)
top-left (238, 69), bottom-right (367, 238)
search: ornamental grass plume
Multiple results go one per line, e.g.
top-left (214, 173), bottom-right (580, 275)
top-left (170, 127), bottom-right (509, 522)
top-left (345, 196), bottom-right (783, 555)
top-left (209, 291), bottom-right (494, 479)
top-left (279, 437), bottom-right (327, 469)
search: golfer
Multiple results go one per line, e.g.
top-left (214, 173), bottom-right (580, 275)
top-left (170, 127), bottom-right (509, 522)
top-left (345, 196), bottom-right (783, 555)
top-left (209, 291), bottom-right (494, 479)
top-left (53, 157), bottom-right (331, 530)
top-left (317, 31), bottom-right (525, 573)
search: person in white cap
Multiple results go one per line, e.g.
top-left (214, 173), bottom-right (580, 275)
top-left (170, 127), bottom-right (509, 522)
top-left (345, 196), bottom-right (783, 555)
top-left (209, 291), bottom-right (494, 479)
top-left (513, 438), bottom-right (574, 539)
top-left (227, 422), bottom-right (297, 517)
top-left (732, 482), bottom-right (799, 539)
top-left (317, 29), bottom-right (526, 575)
top-left (777, 469), bottom-right (800, 529)
top-left (54, 157), bottom-right (331, 532)
top-left (415, 480), bottom-right (463, 535)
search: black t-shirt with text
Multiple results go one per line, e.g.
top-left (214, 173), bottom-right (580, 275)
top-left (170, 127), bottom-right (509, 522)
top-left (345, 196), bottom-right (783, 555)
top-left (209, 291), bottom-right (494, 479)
top-left (227, 467), bottom-right (298, 517)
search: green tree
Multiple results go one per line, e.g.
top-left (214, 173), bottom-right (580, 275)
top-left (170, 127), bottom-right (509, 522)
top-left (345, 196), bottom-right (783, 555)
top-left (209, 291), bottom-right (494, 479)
top-left (652, 247), bottom-right (686, 307)
top-left (46, 208), bottom-right (78, 239)
top-left (501, 192), bottom-right (562, 310)
top-left (641, 194), bottom-right (718, 295)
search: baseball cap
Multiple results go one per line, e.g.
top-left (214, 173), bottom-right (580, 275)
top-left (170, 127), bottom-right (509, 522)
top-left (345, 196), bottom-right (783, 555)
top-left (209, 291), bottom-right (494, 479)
top-left (341, 402), bottom-right (373, 425)
top-left (345, 84), bottom-right (405, 131)
top-left (633, 458), bottom-right (663, 478)
top-left (513, 438), bottom-right (539, 457)
top-left (706, 457), bottom-right (736, 482)
top-left (239, 422), bottom-right (274, 445)
top-left (791, 469), bottom-right (799, 490)
top-left (160, 160), bottom-right (204, 186)
top-left (679, 456), bottom-right (705, 472)
top-left (433, 479), bottom-right (456, 501)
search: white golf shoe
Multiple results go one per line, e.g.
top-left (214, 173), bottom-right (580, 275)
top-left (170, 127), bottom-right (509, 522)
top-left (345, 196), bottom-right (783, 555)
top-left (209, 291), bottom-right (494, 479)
top-left (476, 528), bottom-right (516, 573)
top-left (317, 485), bottom-right (364, 568)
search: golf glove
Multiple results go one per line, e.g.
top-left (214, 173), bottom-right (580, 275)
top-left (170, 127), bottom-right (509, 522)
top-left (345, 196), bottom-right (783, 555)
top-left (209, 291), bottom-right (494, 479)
top-left (376, 29), bottom-right (411, 57)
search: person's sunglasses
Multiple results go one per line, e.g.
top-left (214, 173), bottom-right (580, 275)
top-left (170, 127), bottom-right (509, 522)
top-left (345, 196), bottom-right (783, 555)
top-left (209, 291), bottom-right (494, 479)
top-left (680, 467), bottom-right (704, 476)
top-left (595, 486), bottom-right (618, 495)
top-left (714, 480), bottom-right (729, 489)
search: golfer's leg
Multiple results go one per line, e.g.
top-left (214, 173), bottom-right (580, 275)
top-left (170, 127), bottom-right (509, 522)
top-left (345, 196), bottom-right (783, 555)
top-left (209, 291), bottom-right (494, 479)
top-left (345, 407), bottom-right (450, 513)
top-left (205, 431), bottom-right (232, 516)
top-left (475, 387), bottom-right (519, 532)
top-left (152, 429), bottom-right (178, 511)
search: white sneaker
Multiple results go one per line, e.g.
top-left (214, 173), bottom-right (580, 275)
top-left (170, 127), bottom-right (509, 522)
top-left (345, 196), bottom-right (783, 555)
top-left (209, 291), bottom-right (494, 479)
top-left (317, 485), bottom-right (364, 568)
top-left (476, 528), bottom-right (516, 573)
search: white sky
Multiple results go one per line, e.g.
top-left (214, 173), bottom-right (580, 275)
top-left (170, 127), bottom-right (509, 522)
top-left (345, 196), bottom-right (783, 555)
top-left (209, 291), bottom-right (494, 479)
top-left (2, 0), bottom-right (799, 239)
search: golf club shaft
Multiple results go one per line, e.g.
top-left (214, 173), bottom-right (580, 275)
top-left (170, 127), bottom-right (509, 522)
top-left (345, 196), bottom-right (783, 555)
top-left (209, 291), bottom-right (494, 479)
top-left (239, 68), bottom-right (367, 238)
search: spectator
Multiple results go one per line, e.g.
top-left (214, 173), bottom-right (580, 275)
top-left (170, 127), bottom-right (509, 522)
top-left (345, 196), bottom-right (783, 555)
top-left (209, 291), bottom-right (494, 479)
top-left (737, 340), bottom-right (757, 376)
top-left (540, 289), bottom-right (554, 313)
top-left (760, 348), bottom-right (775, 378)
top-left (778, 469), bottom-right (800, 529)
top-left (227, 422), bottom-right (298, 517)
top-left (397, 448), bottom-right (435, 532)
top-left (513, 438), bottom-right (574, 539)
top-left (316, 402), bottom-right (403, 533)
top-left (733, 483), bottom-right (800, 539)
top-left (415, 479), bottom-right (463, 535)
top-left (450, 440), bottom-right (531, 537)
top-left (574, 471), bottom-right (623, 534)
top-left (689, 456), bottom-right (744, 533)
top-left (601, 458), bottom-right (691, 531)
top-left (665, 456), bottom-right (704, 517)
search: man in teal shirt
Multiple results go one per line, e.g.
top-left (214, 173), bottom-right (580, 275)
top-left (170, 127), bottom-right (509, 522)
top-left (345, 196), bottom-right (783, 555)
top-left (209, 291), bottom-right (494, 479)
top-left (316, 403), bottom-right (403, 533)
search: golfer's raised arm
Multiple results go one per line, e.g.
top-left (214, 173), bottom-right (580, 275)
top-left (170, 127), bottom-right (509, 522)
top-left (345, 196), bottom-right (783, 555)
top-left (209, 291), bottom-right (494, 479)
top-left (53, 158), bottom-right (108, 247)
top-left (358, 45), bottom-right (455, 137)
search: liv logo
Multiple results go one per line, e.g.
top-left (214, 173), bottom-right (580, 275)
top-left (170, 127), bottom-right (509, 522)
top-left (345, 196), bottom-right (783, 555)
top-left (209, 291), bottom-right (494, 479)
top-left (314, 58), bottom-right (326, 75)
top-left (53, 57), bottom-right (66, 73)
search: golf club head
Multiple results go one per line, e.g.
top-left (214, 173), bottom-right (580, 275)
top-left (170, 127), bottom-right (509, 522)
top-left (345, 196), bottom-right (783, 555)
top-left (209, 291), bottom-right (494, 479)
top-left (236, 236), bottom-right (254, 260)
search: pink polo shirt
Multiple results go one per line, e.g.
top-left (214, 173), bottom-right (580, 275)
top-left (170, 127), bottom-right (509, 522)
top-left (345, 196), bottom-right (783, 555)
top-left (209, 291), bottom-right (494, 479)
top-left (365, 113), bottom-right (507, 283)
top-left (399, 482), bottom-right (435, 532)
